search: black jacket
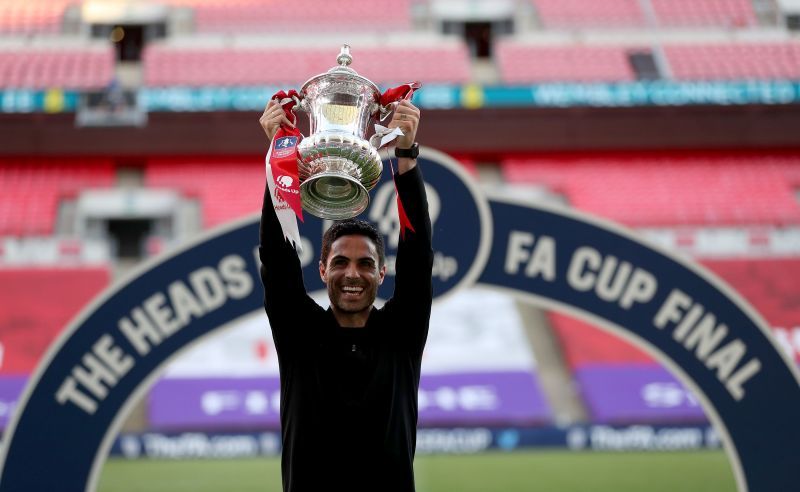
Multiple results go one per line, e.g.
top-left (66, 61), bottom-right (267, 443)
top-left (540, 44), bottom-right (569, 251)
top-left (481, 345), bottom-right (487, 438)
top-left (259, 165), bottom-right (433, 492)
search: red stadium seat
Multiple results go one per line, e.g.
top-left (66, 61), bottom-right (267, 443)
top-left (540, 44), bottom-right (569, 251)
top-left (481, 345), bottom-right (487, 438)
top-left (664, 42), bottom-right (800, 81)
top-left (0, 159), bottom-right (115, 236)
top-left (0, 267), bottom-right (111, 374)
top-left (495, 42), bottom-right (638, 83)
top-left (502, 153), bottom-right (800, 226)
top-left (143, 43), bottom-right (471, 87)
top-left (164, 0), bottom-right (411, 33)
top-left (549, 311), bottom-right (655, 368)
top-left (531, 0), bottom-right (645, 28)
top-left (0, 47), bottom-right (115, 90)
top-left (145, 158), bottom-right (264, 229)
top-left (0, 0), bottom-right (72, 35)
top-left (651, 0), bottom-right (757, 27)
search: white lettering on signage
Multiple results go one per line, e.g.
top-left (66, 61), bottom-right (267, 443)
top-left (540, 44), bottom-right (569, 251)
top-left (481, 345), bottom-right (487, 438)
top-left (54, 255), bottom-right (254, 415)
top-left (119, 255), bottom-right (253, 357)
top-left (140, 433), bottom-right (265, 458)
top-left (589, 425), bottom-right (704, 450)
top-left (641, 382), bottom-right (699, 408)
top-left (200, 389), bottom-right (280, 416)
top-left (504, 231), bottom-right (556, 281)
top-left (55, 335), bottom-right (134, 414)
top-left (385, 251), bottom-right (458, 282)
top-left (653, 288), bottom-right (762, 401)
top-left (416, 428), bottom-right (493, 454)
top-left (567, 246), bottom-right (658, 309)
top-left (417, 385), bottom-right (498, 412)
top-left (773, 327), bottom-right (800, 361)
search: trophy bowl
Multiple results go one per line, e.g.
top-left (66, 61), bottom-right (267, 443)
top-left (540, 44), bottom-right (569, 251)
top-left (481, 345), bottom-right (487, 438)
top-left (295, 45), bottom-right (384, 220)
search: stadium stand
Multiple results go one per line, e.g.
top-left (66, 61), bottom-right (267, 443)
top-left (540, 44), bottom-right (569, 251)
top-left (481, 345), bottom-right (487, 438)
top-left (143, 42), bottom-right (471, 86)
top-left (664, 42), bottom-right (800, 81)
top-left (495, 42), bottom-right (637, 83)
top-left (531, 0), bottom-right (645, 28)
top-left (0, 159), bottom-right (115, 236)
top-left (164, 0), bottom-right (411, 33)
top-left (145, 158), bottom-right (263, 228)
top-left (650, 0), bottom-right (757, 27)
top-left (703, 258), bottom-right (800, 362)
top-left (0, 267), bottom-right (111, 375)
top-left (0, 45), bottom-right (115, 90)
top-left (502, 153), bottom-right (800, 226)
top-left (0, 0), bottom-right (73, 35)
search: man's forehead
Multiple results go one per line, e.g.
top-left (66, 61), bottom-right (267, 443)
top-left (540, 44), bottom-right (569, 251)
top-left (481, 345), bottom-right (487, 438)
top-left (330, 234), bottom-right (379, 258)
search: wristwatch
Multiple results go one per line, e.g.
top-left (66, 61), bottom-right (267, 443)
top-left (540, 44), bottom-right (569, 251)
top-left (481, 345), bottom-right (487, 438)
top-left (394, 142), bottom-right (419, 159)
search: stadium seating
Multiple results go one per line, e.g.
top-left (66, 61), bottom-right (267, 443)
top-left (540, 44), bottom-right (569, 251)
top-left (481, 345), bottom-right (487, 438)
top-left (145, 158), bottom-right (263, 229)
top-left (502, 153), bottom-right (800, 226)
top-left (495, 42), bottom-right (637, 83)
top-left (0, 267), bottom-right (111, 374)
top-left (650, 0), bottom-right (757, 27)
top-left (164, 0), bottom-right (411, 33)
top-left (0, 0), bottom-right (73, 35)
top-left (664, 42), bottom-right (800, 81)
top-left (143, 43), bottom-right (471, 86)
top-left (0, 159), bottom-right (115, 236)
top-left (703, 259), bottom-right (800, 345)
top-left (0, 46), bottom-right (115, 90)
top-left (531, 0), bottom-right (757, 29)
top-left (531, 0), bottom-right (645, 28)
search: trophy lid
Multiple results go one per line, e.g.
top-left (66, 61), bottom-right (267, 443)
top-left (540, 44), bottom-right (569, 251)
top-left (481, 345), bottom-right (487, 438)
top-left (299, 44), bottom-right (381, 100)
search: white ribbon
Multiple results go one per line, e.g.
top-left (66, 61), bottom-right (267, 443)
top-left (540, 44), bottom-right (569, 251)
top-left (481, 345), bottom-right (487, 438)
top-left (265, 154), bottom-right (303, 253)
top-left (370, 124), bottom-right (404, 149)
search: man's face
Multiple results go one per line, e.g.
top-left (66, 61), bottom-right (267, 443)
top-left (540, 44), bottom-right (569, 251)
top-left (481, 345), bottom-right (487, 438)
top-left (320, 234), bottom-right (385, 320)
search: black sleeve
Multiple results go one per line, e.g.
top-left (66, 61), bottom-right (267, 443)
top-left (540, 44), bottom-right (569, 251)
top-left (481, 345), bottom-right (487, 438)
top-left (259, 177), bottom-right (321, 351)
top-left (382, 165), bottom-right (434, 352)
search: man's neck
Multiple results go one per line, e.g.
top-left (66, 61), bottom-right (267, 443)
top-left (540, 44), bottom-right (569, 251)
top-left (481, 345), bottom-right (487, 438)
top-left (331, 307), bottom-right (371, 328)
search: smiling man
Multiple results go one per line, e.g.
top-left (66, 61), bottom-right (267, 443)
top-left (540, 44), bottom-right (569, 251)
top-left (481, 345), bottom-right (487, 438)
top-left (258, 99), bottom-right (433, 492)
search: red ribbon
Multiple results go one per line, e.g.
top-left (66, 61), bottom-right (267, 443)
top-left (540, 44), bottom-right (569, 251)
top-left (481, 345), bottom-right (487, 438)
top-left (268, 90), bottom-right (304, 221)
top-left (391, 160), bottom-right (416, 240)
top-left (382, 82), bottom-right (420, 239)
top-left (380, 82), bottom-right (420, 107)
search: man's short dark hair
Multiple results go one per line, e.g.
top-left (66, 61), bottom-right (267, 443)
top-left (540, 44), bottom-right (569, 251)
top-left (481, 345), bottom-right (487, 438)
top-left (320, 219), bottom-right (385, 268)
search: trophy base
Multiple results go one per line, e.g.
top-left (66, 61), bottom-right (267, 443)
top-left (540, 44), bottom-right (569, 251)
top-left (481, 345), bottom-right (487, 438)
top-left (300, 170), bottom-right (370, 220)
top-left (296, 131), bottom-right (383, 220)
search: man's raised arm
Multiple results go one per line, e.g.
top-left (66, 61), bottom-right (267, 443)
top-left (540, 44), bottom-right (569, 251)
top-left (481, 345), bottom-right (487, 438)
top-left (258, 100), bottom-right (317, 347)
top-left (383, 101), bottom-right (434, 349)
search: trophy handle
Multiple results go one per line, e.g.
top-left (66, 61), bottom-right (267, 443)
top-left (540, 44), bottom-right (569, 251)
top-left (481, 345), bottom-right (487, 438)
top-left (295, 95), bottom-right (308, 112)
top-left (378, 102), bottom-right (394, 122)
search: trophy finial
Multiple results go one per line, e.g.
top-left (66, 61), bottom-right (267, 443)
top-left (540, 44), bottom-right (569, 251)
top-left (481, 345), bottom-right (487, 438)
top-left (337, 44), bottom-right (352, 67)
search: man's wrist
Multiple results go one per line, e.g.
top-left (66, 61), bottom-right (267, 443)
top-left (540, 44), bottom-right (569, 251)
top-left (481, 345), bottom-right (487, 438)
top-left (394, 142), bottom-right (419, 159)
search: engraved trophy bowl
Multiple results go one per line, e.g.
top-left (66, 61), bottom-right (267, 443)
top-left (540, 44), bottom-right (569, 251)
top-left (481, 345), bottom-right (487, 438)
top-left (295, 45), bottom-right (384, 220)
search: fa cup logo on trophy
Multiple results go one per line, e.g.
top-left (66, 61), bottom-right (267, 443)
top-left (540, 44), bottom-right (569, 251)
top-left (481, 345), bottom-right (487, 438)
top-left (266, 45), bottom-right (419, 222)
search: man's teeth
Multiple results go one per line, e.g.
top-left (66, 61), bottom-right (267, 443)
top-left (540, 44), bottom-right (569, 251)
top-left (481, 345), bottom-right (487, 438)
top-left (343, 286), bottom-right (363, 293)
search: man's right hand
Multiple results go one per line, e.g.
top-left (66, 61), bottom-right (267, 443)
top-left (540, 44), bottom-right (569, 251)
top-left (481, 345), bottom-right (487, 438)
top-left (259, 99), bottom-right (295, 143)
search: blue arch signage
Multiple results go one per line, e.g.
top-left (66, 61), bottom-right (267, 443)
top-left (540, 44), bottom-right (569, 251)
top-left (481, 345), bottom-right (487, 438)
top-left (0, 148), bottom-right (798, 491)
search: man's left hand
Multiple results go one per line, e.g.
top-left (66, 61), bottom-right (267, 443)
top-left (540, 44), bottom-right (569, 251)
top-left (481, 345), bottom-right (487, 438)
top-left (388, 100), bottom-right (420, 151)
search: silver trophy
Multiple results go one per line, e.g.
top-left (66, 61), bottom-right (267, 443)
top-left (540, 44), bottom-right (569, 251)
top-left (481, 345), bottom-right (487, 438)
top-left (295, 45), bottom-right (389, 220)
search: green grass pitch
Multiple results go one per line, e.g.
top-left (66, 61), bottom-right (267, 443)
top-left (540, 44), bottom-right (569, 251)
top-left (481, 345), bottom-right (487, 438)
top-left (98, 450), bottom-right (737, 492)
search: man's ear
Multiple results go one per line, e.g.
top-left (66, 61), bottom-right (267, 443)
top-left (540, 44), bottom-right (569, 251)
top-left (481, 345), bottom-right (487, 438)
top-left (378, 264), bottom-right (386, 285)
top-left (319, 260), bottom-right (327, 283)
